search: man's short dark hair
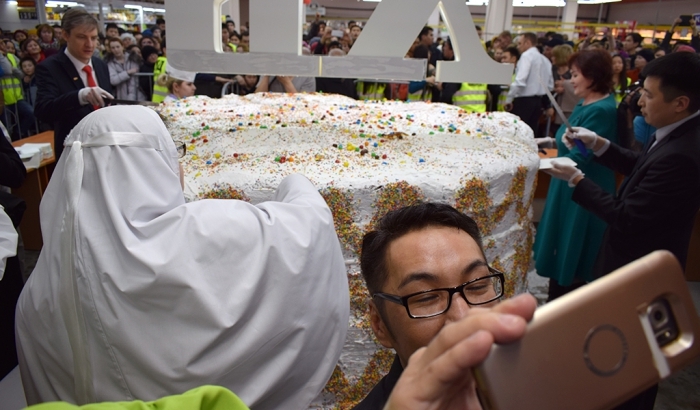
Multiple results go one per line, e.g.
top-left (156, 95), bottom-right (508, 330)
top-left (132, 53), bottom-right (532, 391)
top-left (241, 30), bottom-right (249, 38)
top-left (419, 26), bottom-right (433, 40)
top-left (627, 33), bottom-right (643, 46)
top-left (156, 18), bottom-right (165, 25)
top-left (504, 45), bottom-right (520, 61)
top-left (360, 203), bottom-right (484, 296)
top-left (62, 7), bottom-right (98, 34)
top-left (642, 52), bottom-right (700, 113)
top-left (521, 32), bottom-right (537, 47)
top-left (106, 23), bottom-right (118, 31)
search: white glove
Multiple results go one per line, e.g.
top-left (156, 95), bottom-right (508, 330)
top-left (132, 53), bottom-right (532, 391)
top-left (535, 137), bottom-right (555, 149)
top-left (563, 126), bottom-right (598, 150)
top-left (545, 162), bottom-right (585, 188)
top-left (79, 86), bottom-right (115, 108)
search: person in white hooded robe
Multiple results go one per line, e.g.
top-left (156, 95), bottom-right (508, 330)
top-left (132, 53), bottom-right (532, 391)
top-left (15, 105), bottom-right (350, 409)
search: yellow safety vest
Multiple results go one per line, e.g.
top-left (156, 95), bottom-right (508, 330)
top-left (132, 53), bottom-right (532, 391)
top-left (228, 43), bottom-right (237, 52)
top-left (356, 82), bottom-right (386, 100)
top-left (614, 77), bottom-right (632, 106)
top-left (152, 56), bottom-right (169, 103)
top-left (1, 53), bottom-right (23, 105)
top-left (408, 85), bottom-right (432, 102)
top-left (453, 83), bottom-right (487, 113)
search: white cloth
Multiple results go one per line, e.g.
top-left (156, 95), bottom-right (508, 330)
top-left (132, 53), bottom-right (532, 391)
top-left (16, 105), bottom-right (349, 409)
top-left (506, 46), bottom-right (553, 104)
top-left (0, 205), bottom-right (18, 280)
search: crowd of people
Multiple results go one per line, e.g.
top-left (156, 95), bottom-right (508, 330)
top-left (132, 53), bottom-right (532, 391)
top-left (1, 6), bottom-right (700, 410)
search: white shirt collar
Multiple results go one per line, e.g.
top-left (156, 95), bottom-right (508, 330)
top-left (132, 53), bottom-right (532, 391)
top-left (654, 110), bottom-right (700, 143)
top-left (64, 47), bottom-right (93, 72)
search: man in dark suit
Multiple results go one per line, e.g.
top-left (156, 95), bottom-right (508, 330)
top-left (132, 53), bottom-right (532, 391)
top-left (35, 7), bottom-right (113, 159)
top-left (546, 51), bottom-right (700, 410)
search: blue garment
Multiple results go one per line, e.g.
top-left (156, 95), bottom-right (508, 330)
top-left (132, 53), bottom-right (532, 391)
top-left (634, 115), bottom-right (656, 145)
top-left (408, 81), bottom-right (427, 94)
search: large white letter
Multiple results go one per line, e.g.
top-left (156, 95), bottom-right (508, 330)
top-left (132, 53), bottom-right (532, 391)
top-left (168, 0), bottom-right (319, 76)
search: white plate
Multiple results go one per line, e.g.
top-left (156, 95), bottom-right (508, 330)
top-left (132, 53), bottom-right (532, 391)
top-left (539, 157), bottom-right (577, 170)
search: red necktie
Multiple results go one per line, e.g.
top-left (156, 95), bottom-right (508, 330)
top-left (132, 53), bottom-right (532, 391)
top-left (82, 65), bottom-right (99, 110)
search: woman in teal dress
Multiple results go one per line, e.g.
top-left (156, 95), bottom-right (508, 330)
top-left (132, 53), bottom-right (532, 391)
top-left (533, 49), bottom-right (618, 301)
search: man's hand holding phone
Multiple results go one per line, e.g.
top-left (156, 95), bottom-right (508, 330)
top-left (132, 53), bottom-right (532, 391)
top-left (384, 294), bottom-right (536, 410)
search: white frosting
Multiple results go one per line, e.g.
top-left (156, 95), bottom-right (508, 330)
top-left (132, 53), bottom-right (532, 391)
top-left (157, 93), bottom-right (540, 407)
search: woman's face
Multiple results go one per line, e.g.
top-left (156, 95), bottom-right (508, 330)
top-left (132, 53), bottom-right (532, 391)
top-left (231, 36), bottom-right (240, 46)
top-left (244, 75), bottom-right (257, 88)
top-left (122, 37), bottom-right (133, 47)
top-left (152, 28), bottom-right (162, 39)
top-left (40, 29), bottom-right (53, 43)
top-left (654, 49), bottom-right (666, 59)
top-left (110, 41), bottom-right (124, 58)
top-left (21, 60), bottom-right (35, 76)
top-left (612, 56), bottom-right (624, 74)
top-left (15, 32), bottom-right (27, 43)
top-left (635, 55), bottom-right (648, 70)
top-left (5, 41), bottom-right (16, 55)
top-left (174, 81), bottom-right (196, 98)
top-left (25, 40), bottom-right (41, 55)
top-left (129, 47), bottom-right (141, 57)
top-left (147, 53), bottom-right (159, 64)
top-left (570, 64), bottom-right (593, 98)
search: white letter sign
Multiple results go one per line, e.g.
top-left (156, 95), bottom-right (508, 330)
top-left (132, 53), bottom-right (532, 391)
top-left (167, 0), bottom-right (513, 85)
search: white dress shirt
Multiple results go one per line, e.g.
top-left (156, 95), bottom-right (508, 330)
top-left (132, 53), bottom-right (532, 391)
top-left (506, 46), bottom-right (553, 104)
top-left (64, 48), bottom-right (97, 105)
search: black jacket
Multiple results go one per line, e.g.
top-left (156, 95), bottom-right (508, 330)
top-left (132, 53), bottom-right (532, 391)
top-left (0, 135), bottom-right (26, 188)
top-left (573, 114), bottom-right (700, 277)
top-left (353, 356), bottom-right (403, 410)
top-left (34, 52), bottom-right (112, 159)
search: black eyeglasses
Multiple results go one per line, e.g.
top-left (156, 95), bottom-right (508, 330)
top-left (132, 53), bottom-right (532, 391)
top-left (175, 141), bottom-right (186, 158)
top-left (373, 267), bottom-right (505, 319)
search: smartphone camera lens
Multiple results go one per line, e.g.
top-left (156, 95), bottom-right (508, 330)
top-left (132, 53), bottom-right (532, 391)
top-left (647, 299), bottom-right (679, 347)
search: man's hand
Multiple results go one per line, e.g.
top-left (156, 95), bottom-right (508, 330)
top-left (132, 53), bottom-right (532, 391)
top-left (563, 126), bottom-right (600, 151)
top-left (544, 162), bottom-right (585, 187)
top-left (78, 86), bottom-right (114, 107)
top-left (384, 294), bottom-right (536, 410)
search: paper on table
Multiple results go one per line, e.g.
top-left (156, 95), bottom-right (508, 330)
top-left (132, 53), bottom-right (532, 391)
top-left (539, 157), bottom-right (577, 170)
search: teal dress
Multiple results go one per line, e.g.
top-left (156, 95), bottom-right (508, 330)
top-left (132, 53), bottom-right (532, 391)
top-left (533, 94), bottom-right (618, 286)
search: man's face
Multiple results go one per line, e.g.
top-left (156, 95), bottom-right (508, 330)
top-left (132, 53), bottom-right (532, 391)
top-left (638, 76), bottom-right (687, 129)
top-left (370, 226), bottom-right (496, 366)
top-left (241, 35), bottom-right (249, 47)
top-left (543, 45), bottom-right (553, 59)
top-left (420, 30), bottom-right (434, 46)
top-left (350, 26), bottom-right (362, 40)
top-left (623, 35), bottom-right (638, 52)
top-left (106, 27), bottom-right (119, 39)
top-left (493, 48), bottom-right (503, 62)
top-left (147, 53), bottom-right (158, 64)
top-left (141, 38), bottom-right (154, 48)
top-left (158, 23), bottom-right (165, 31)
top-left (516, 35), bottom-right (529, 53)
top-left (4, 41), bottom-right (15, 55)
top-left (227, 22), bottom-right (235, 33)
top-left (64, 27), bottom-right (98, 63)
top-left (222, 28), bottom-right (229, 44)
top-left (654, 49), bottom-right (666, 59)
top-left (443, 42), bottom-right (454, 60)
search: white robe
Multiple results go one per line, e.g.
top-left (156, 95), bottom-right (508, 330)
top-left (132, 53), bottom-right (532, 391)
top-left (16, 106), bottom-right (349, 409)
top-left (0, 205), bottom-right (18, 279)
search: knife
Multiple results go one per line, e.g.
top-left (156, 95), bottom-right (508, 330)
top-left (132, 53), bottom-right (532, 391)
top-left (539, 78), bottom-right (588, 157)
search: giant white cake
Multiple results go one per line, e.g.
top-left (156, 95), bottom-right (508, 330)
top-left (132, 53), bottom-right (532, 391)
top-left (157, 93), bottom-right (539, 408)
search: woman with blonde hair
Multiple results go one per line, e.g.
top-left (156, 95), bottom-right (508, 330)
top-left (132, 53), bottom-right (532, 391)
top-left (546, 44), bottom-right (577, 133)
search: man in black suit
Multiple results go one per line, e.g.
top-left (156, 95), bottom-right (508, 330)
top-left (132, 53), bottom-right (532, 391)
top-left (35, 7), bottom-right (113, 159)
top-left (546, 51), bottom-right (700, 410)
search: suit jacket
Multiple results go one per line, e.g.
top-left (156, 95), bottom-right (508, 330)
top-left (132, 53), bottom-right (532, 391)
top-left (34, 52), bottom-right (112, 158)
top-left (573, 114), bottom-right (700, 277)
top-left (352, 356), bottom-right (402, 410)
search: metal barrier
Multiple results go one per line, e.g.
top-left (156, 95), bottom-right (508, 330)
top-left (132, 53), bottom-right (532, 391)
top-left (221, 81), bottom-right (241, 97)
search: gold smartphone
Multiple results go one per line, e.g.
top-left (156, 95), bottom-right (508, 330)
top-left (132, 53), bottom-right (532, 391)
top-left (474, 250), bottom-right (700, 410)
